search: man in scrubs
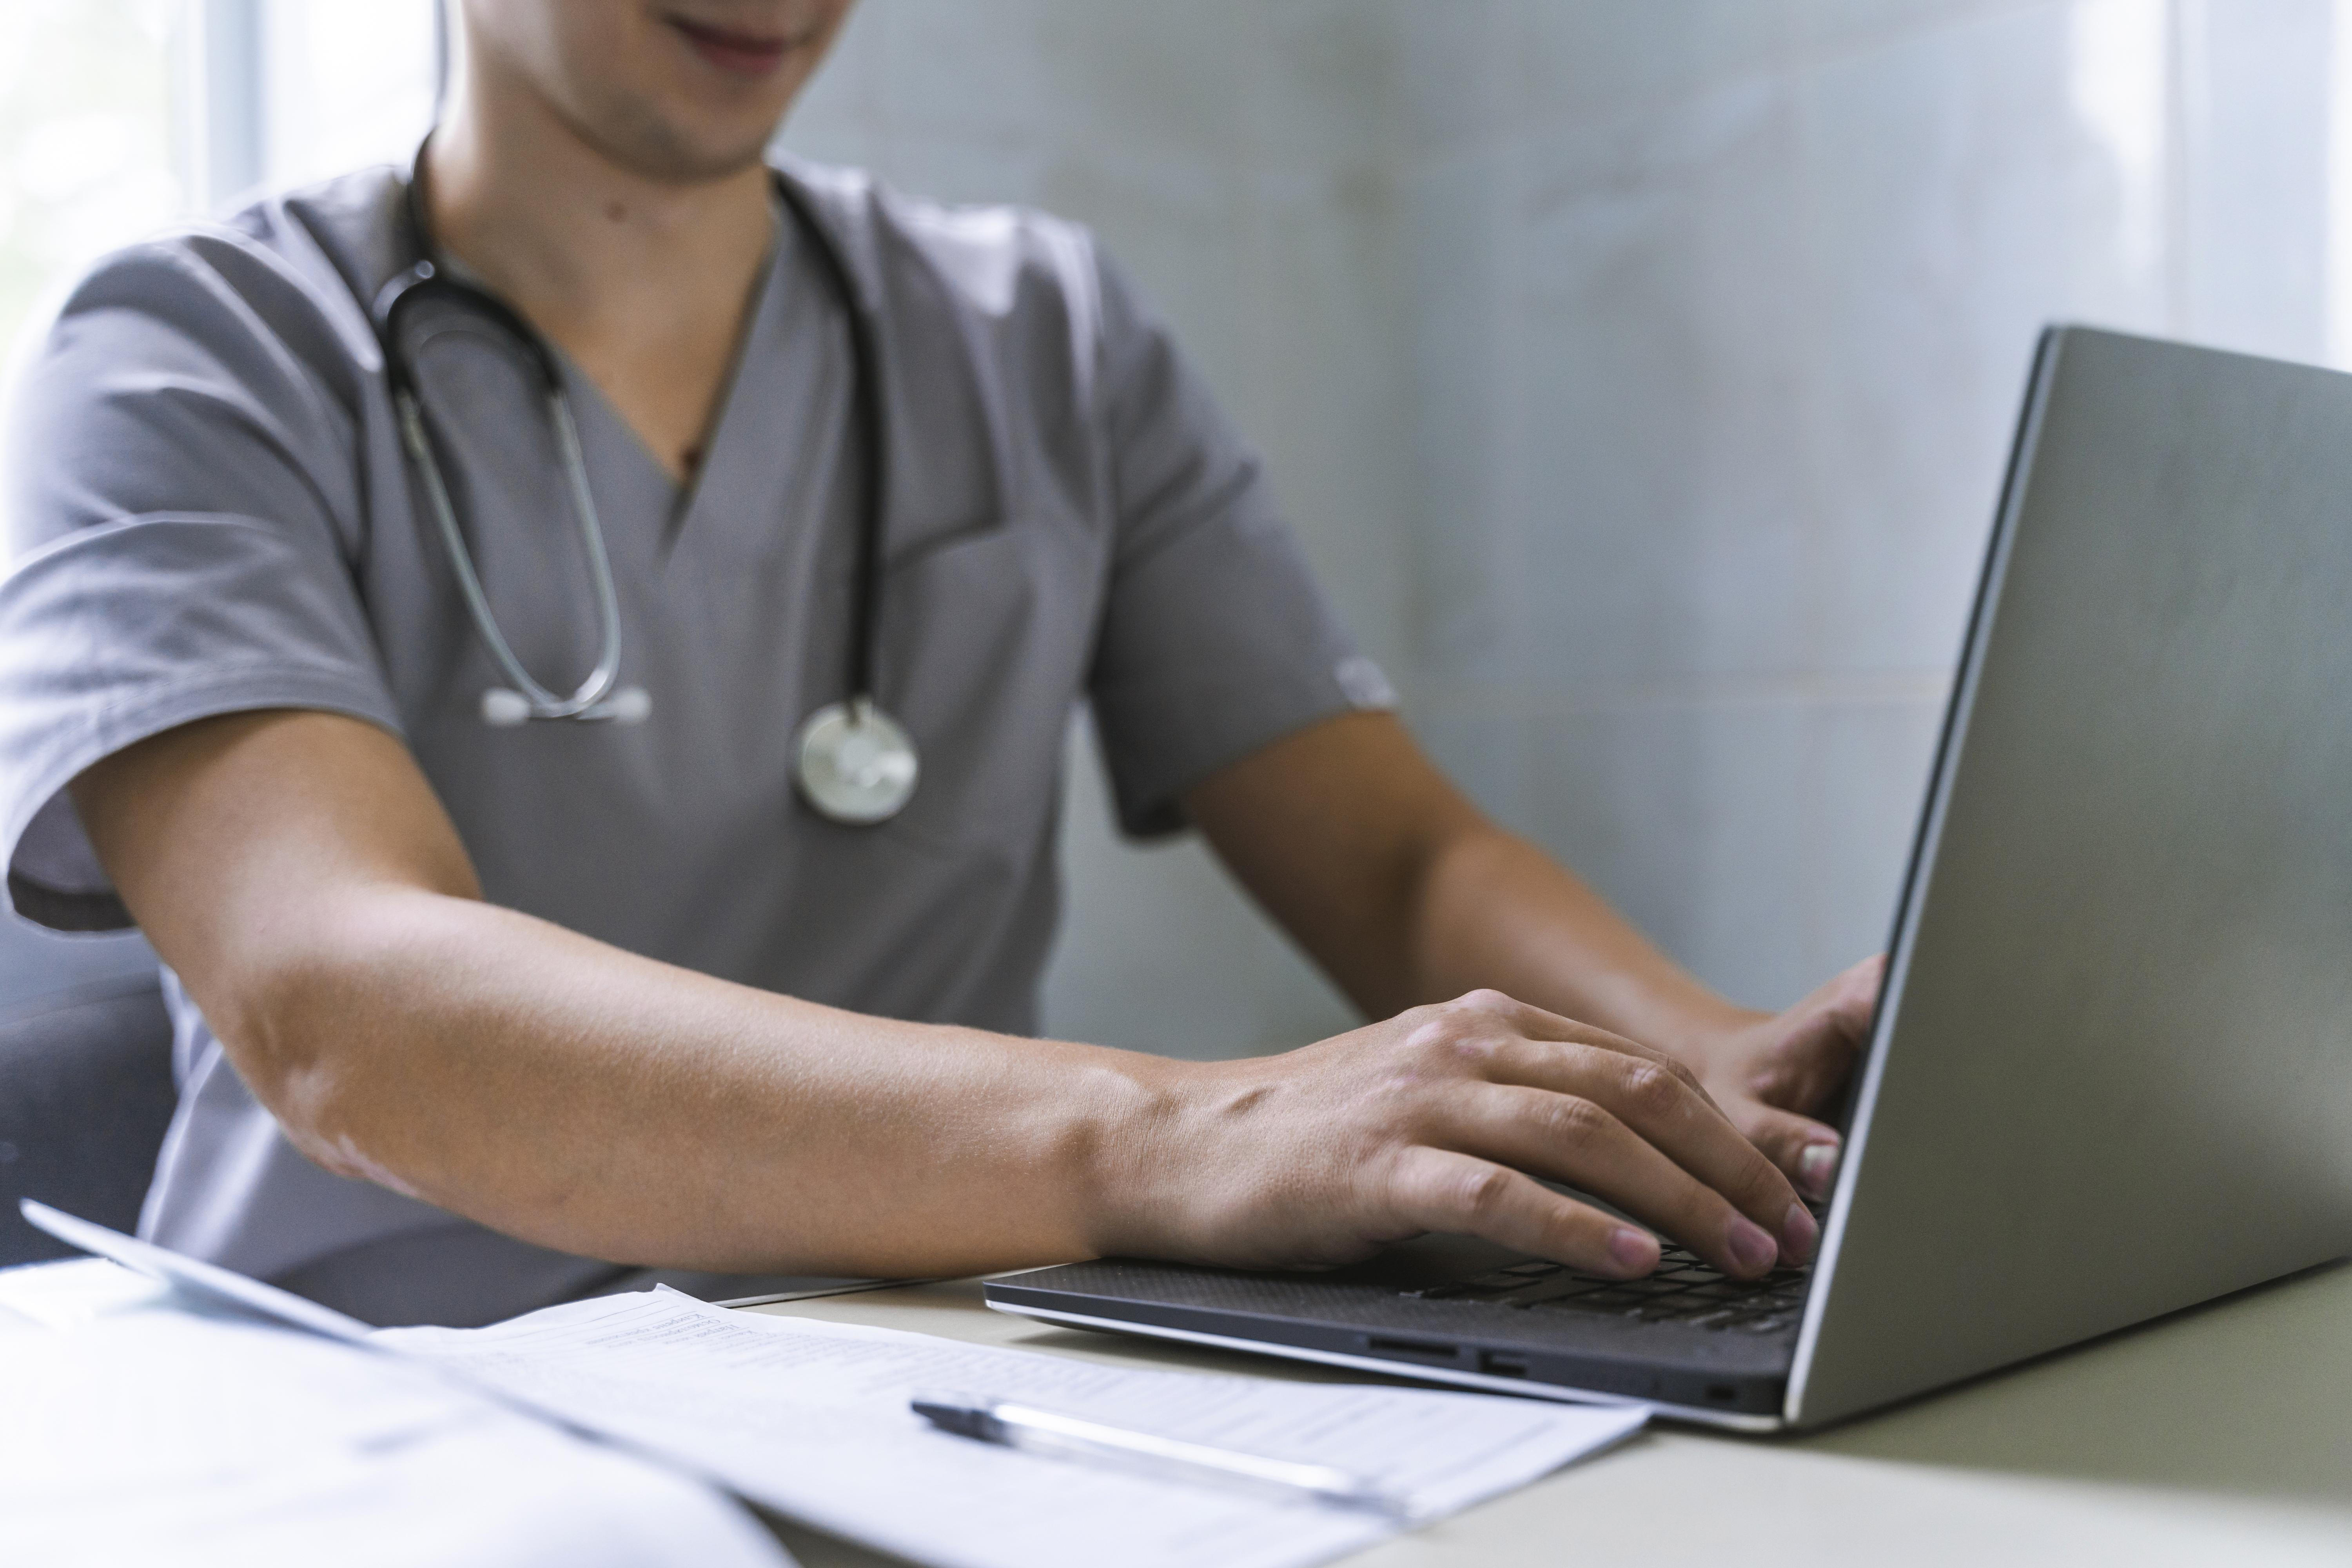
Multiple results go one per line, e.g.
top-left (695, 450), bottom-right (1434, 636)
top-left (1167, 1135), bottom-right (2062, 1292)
top-left (0, 0), bottom-right (1879, 1326)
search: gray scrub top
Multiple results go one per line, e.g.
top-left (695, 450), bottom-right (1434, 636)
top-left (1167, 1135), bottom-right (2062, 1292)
top-left (0, 158), bottom-right (1386, 1325)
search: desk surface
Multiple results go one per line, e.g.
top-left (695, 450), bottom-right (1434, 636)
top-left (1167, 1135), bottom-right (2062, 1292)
top-left (747, 1260), bottom-right (2352, 1567)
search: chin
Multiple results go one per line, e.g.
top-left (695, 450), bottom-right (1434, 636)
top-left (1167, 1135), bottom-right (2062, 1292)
top-left (588, 97), bottom-right (784, 183)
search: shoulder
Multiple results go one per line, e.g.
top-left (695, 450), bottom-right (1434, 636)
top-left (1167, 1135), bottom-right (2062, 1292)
top-left (2, 171), bottom-right (404, 556)
top-left (22, 166), bottom-right (401, 406)
top-left (773, 156), bottom-right (1107, 380)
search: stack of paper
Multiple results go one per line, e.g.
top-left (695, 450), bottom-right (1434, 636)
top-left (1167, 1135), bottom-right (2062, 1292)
top-left (381, 1289), bottom-right (1646, 1568)
top-left (11, 1206), bottom-right (1646, 1568)
top-left (0, 1307), bottom-right (789, 1568)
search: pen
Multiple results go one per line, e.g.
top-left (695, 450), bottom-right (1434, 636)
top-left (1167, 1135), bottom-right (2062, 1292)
top-left (909, 1390), bottom-right (1415, 1517)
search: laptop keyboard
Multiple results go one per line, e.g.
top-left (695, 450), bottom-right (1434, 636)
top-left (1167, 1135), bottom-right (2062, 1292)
top-left (1404, 1240), bottom-right (1811, 1334)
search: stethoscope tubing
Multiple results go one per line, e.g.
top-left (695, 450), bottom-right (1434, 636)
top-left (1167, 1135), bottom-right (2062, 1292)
top-left (767, 174), bottom-right (889, 705)
top-left (372, 146), bottom-right (925, 822)
top-left (371, 151), bottom-right (889, 722)
top-left (392, 377), bottom-right (626, 719)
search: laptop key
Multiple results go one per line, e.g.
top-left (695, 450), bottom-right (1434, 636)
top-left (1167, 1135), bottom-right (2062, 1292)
top-left (1505, 1281), bottom-right (1612, 1307)
top-left (1405, 1247), bottom-right (1814, 1335)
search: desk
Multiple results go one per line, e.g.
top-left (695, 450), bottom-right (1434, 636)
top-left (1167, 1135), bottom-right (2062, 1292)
top-left (748, 1262), bottom-right (2352, 1567)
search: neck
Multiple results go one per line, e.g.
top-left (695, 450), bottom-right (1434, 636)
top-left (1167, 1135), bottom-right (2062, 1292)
top-left (423, 82), bottom-right (773, 347)
top-left (419, 63), bottom-right (777, 483)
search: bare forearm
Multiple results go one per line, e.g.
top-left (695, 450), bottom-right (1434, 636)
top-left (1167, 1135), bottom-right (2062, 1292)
top-left (71, 712), bottom-right (1168, 1277)
top-left (1189, 713), bottom-right (1755, 1059)
top-left (1193, 713), bottom-right (1864, 1196)
top-left (227, 887), bottom-right (1162, 1277)
top-left (1408, 828), bottom-right (1757, 1057)
top-left (80, 708), bottom-right (1826, 1291)
top-left (265, 899), bottom-right (1150, 1276)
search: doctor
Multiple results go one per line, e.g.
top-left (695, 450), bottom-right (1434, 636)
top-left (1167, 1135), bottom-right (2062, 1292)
top-left (0, 0), bottom-right (1877, 1325)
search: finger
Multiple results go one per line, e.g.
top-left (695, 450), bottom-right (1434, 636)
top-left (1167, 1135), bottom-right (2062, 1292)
top-left (1432, 987), bottom-right (1695, 1059)
top-left (1769, 956), bottom-right (1884, 1107)
top-left (1383, 1145), bottom-right (1662, 1278)
top-left (1462, 999), bottom-right (1731, 1118)
top-left (1485, 1043), bottom-right (1814, 1267)
top-left (1447, 1083), bottom-right (1798, 1277)
top-left (1731, 1099), bottom-right (1844, 1202)
top-left (1790, 953), bottom-right (1884, 1029)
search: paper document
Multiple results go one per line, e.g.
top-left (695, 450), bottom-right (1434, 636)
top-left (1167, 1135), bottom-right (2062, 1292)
top-left (0, 1305), bottom-right (791, 1568)
top-left (20, 1203), bottom-right (1643, 1568)
top-left (18, 1199), bottom-right (374, 1341)
top-left (0, 1254), bottom-right (172, 1327)
top-left (381, 1289), bottom-right (1646, 1568)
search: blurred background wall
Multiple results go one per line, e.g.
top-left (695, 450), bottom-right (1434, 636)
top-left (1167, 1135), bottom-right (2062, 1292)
top-left (784, 0), bottom-right (2343, 1054)
top-left (0, 0), bottom-right (2343, 1053)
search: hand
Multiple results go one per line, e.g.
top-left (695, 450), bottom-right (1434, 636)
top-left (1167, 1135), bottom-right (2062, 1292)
top-left (1105, 990), bottom-right (1819, 1281)
top-left (1681, 956), bottom-right (1885, 1201)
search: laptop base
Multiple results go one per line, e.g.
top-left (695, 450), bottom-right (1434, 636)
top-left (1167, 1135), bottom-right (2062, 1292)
top-left (985, 1296), bottom-right (1784, 1432)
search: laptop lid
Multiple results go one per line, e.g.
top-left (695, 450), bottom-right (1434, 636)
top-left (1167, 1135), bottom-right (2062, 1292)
top-left (1787, 325), bottom-right (2352, 1426)
top-left (986, 326), bottom-right (2352, 1433)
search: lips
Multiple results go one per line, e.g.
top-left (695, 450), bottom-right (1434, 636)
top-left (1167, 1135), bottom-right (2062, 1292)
top-left (666, 14), bottom-right (796, 77)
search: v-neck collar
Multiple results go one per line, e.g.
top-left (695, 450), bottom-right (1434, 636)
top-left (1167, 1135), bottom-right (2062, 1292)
top-left (548, 201), bottom-right (855, 572)
top-left (544, 199), bottom-right (788, 546)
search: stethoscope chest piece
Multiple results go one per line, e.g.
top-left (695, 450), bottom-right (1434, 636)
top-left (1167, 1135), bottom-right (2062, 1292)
top-left (795, 696), bottom-right (919, 824)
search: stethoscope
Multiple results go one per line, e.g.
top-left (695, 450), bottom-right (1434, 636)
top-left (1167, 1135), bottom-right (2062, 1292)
top-left (368, 151), bottom-right (919, 826)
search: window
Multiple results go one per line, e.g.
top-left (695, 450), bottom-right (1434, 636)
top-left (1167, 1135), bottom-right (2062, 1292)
top-left (0, 0), bottom-right (189, 387)
top-left (0, 0), bottom-right (439, 988)
top-left (258, 0), bottom-right (438, 192)
top-left (0, 0), bottom-right (438, 398)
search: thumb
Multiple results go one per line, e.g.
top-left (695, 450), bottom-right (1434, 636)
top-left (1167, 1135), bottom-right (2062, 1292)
top-left (1732, 1099), bottom-right (1843, 1202)
top-left (1755, 953), bottom-right (1885, 1111)
top-left (1807, 953), bottom-right (1885, 1040)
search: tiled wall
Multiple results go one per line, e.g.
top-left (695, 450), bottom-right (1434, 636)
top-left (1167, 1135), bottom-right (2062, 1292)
top-left (782, 0), bottom-right (2341, 1056)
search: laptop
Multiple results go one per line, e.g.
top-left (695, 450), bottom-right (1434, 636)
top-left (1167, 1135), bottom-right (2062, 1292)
top-left (985, 325), bottom-right (2352, 1432)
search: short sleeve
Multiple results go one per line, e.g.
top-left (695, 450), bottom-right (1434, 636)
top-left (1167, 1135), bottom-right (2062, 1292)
top-left (0, 236), bottom-right (403, 931)
top-left (1082, 251), bottom-right (1394, 838)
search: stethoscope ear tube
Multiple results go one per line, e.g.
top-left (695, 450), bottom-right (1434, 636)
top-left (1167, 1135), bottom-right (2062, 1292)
top-left (394, 382), bottom-right (627, 721)
top-left (375, 260), bottom-right (565, 395)
top-left (481, 684), bottom-right (649, 726)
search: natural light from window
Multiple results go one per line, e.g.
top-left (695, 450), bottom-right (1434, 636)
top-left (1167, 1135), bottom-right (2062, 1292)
top-left (0, 0), bottom-right (438, 398)
top-left (0, 0), bottom-right (189, 386)
top-left (260, 0), bottom-right (437, 192)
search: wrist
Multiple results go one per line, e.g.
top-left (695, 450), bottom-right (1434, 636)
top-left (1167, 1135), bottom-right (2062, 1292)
top-left (1059, 1046), bottom-right (1206, 1261)
top-left (1071, 1049), bottom-right (1272, 1264)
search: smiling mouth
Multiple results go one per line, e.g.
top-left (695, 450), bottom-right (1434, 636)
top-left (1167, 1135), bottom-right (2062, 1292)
top-left (664, 14), bottom-right (811, 78)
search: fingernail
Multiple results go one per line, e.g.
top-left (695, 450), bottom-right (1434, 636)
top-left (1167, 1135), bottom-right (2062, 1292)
top-left (1798, 1141), bottom-right (1840, 1199)
top-left (1726, 1216), bottom-right (1778, 1274)
top-left (1608, 1226), bottom-right (1660, 1275)
top-left (1781, 1201), bottom-right (1819, 1262)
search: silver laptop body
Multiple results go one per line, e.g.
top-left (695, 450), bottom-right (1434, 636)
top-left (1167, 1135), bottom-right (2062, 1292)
top-left (989, 326), bottom-right (2352, 1431)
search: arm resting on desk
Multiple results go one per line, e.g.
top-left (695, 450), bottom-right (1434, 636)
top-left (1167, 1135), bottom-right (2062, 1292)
top-left (70, 709), bottom-right (1815, 1283)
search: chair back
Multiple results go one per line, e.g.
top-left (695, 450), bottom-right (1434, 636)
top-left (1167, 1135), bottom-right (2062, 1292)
top-left (0, 971), bottom-right (175, 1265)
